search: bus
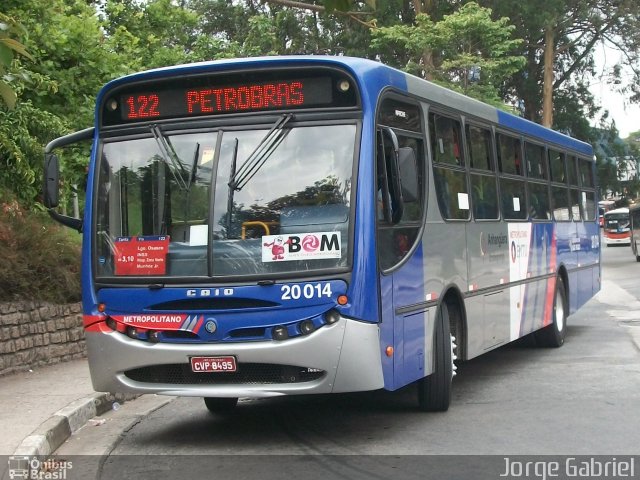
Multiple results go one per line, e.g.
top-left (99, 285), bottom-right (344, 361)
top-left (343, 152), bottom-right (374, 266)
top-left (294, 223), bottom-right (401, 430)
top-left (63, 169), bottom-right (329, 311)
top-left (598, 199), bottom-right (615, 227)
top-left (43, 56), bottom-right (600, 413)
top-left (602, 207), bottom-right (630, 247)
top-left (629, 204), bottom-right (640, 261)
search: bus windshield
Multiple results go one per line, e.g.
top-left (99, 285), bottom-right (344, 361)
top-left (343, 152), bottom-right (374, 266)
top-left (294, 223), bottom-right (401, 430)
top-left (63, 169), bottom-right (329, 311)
top-left (604, 212), bottom-right (629, 230)
top-left (95, 123), bottom-right (356, 279)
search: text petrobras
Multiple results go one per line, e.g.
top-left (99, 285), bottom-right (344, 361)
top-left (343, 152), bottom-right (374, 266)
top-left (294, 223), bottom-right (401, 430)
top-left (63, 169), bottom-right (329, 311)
top-left (500, 457), bottom-right (635, 479)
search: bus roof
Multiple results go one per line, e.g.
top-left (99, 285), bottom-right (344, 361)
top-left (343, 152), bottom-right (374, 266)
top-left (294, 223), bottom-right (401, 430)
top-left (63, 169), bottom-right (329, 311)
top-left (604, 207), bottom-right (629, 215)
top-left (97, 56), bottom-right (593, 156)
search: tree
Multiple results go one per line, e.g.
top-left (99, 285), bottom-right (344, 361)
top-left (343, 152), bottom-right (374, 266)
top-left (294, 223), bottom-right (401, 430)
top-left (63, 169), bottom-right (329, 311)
top-left (371, 2), bottom-right (525, 106)
top-left (481, 0), bottom-right (640, 129)
top-left (0, 13), bottom-right (33, 109)
top-left (0, 10), bottom-right (68, 204)
top-left (1, 0), bottom-right (124, 206)
top-left (102, 0), bottom-right (201, 69)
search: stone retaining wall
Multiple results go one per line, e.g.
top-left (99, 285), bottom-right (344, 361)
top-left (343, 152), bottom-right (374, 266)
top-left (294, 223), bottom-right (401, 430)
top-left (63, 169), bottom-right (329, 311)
top-left (0, 302), bottom-right (85, 376)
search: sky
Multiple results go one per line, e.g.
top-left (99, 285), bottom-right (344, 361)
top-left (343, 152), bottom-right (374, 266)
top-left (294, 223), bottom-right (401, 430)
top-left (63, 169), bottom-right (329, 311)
top-left (589, 45), bottom-right (640, 139)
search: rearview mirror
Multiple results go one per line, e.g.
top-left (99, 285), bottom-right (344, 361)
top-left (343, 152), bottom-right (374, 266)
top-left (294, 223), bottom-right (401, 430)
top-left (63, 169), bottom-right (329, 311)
top-left (398, 147), bottom-right (418, 202)
top-left (43, 153), bottom-right (60, 208)
top-left (381, 127), bottom-right (404, 224)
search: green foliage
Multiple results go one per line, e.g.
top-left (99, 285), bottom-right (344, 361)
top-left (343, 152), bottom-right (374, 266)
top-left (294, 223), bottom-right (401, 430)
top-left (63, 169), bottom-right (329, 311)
top-left (0, 100), bottom-right (66, 204)
top-left (103, 0), bottom-right (201, 69)
top-left (0, 12), bottom-right (33, 109)
top-left (0, 196), bottom-right (81, 303)
top-left (372, 2), bottom-right (525, 105)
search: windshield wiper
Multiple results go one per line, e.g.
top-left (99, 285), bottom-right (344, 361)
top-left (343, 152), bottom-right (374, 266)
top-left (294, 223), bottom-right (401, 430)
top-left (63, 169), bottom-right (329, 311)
top-left (188, 142), bottom-right (200, 189)
top-left (226, 138), bottom-right (239, 235)
top-left (151, 124), bottom-right (189, 191)
top-left (229, 113), bottom-right (293, 192)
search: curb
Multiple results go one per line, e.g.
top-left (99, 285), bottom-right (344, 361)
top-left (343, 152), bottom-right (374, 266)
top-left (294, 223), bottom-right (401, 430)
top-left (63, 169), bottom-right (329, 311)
top-left (13, 392), bottom-right (138, 458)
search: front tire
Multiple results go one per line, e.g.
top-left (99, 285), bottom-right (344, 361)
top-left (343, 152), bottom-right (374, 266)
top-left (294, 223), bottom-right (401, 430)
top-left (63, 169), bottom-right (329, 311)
top-left (204, 397), bottom-right (238, 414)
top-left (534, 277), bottom-right (567, 348)
top-left (417, 302), bottom-right (453, 411)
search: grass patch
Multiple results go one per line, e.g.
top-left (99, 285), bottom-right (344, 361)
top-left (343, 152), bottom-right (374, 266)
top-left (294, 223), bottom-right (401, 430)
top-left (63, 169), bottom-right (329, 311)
top-left (0, 199), bottom-right (81, 303)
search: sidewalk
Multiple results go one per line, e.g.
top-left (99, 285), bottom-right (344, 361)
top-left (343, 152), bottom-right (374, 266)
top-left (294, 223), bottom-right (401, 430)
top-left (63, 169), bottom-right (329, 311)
top-left (0, 359), bottom-right (123, 456)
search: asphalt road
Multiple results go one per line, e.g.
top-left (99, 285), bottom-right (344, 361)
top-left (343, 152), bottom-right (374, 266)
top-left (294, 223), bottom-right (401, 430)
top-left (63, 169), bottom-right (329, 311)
top-left (57, 241), bottom-right (640, 479)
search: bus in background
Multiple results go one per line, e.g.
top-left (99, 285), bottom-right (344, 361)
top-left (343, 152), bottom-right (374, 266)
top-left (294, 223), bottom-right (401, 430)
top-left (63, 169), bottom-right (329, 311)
top-left (602, 207), bottom-right (630, 247)
top-left (629, 204), bottom-right (640, 261)
top-left (43, 56), bottom-right (600, 413)
top-left (598, 200), bottom-right (615, 227)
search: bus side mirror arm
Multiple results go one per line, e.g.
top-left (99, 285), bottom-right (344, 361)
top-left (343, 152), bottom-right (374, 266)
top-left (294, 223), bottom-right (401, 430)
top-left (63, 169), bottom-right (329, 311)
top-left (43, 127), bottom-right (94, 233)
top-left (382, 127), bottom-right (404, 224)
top-left (48, 209), bottom-right (83, 232)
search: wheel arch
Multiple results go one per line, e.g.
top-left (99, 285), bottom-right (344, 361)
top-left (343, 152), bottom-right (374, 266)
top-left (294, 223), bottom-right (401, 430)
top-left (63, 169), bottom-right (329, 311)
top-left (439, 284), bottom-right (467, 361)
top-left (557, 263), bottom-right (570, 310)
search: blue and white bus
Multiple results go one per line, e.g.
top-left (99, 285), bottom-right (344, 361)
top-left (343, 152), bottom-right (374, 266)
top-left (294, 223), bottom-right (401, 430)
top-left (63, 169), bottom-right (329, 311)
top-left (44, 56), bottom-right (600, 412)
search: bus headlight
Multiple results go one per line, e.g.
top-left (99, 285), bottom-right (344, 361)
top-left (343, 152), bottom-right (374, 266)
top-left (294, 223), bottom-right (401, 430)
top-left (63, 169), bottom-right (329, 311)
top-left (299, 320), bottom-right (315, 335)
top-left (324, 309), bottom-right (340, 325)
top-left (127, 326), bottom-right (140, 339)
top-left (148, 330), bottom-right (161, 343)
top-left (272, 325), bottom-right (289, 341)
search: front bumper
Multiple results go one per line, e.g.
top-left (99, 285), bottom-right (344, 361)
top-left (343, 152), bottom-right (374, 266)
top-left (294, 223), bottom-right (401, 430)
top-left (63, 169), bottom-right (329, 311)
top-left (86, 316), bottom-right (384, 397)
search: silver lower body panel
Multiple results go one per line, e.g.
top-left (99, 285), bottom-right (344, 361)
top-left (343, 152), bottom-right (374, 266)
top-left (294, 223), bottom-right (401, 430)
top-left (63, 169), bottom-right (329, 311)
top-left (86, 317), bottom-right (384, 398)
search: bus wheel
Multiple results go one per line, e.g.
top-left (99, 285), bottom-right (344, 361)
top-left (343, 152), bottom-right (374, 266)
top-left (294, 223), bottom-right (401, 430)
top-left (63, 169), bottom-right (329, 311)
top-left (203, 397), bottom-right (238, 414)
top-left (417, 302), bottom-right (453, 412)
top-left (535, 277), bottom-right (567, 348)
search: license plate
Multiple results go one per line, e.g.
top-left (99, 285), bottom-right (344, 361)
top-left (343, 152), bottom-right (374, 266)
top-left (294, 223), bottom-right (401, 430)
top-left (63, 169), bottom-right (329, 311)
top-left (190, 356), bottom-right (237, 373)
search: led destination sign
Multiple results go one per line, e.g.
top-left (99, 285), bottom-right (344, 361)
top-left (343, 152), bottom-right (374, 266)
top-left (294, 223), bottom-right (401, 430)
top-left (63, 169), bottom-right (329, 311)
top-left (115, 76), bottom-right (336, 122)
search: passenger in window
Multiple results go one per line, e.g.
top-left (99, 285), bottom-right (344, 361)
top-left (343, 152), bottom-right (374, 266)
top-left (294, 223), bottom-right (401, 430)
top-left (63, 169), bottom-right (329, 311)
top-left (436, 124), bottom-right (461, 165)
top-left (395, 232), bottom-right (410, 259)
top-left (514, 147), bottom-right (522, 175)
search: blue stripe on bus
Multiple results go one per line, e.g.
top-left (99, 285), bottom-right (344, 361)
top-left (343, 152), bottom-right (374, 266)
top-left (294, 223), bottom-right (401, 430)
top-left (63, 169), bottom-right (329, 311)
top-left (496, 110), bottom-right (592, 156)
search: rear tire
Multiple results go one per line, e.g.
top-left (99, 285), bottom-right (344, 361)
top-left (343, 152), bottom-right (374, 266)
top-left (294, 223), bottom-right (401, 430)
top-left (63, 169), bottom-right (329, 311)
top-left (204, 397), bottom-right (238, 414)
top-left (534, 277), bottom-right (567, 348)
top-left (417, 302), bottom-right (453, 411)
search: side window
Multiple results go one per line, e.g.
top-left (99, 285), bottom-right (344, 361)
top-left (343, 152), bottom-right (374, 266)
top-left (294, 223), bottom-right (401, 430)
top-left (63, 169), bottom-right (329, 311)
top-left (398, 137), bottom-right (424, 222)
top-left (578, 158), bottom-right (594, 187)
top-left (581, 191), bottom-right (596, 221)
top-left (467, 124), bottom-right (497, 220)
top-left (567, 155), bottom-right (578, 186)
top-left (549, 149), bottom-right (566, 183)
top-left (433, 168), bottom-right (470, 220)
top-left (430, 112), bottom-right (469, 220)
top-left (500, 178), bottom-right (527, 220)
top-left (570, 188), bottom-right (581, 221)
top-left (578, 157), bottom-right (596, 221)
top-left (497, 134), bottom-right (522, 175)
top-left (466, 125), bottom-right (492, 171)
top-left (430, 113), bottom-right (464, 166)
top-left (551, 186), bottom-right (570, 221)
top-left (471, 174), bottom-right (498, 220)
top-left (529, 182), bottom-right (551, 220)
top-left (525, 142), bottom-right (547, 180)
top-left (376, 97), bottom-right (425, 270)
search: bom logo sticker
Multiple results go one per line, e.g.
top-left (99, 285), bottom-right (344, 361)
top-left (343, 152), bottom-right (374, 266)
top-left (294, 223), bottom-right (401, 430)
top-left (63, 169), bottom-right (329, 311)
top-left (262, 232), bottom-right (341, 262)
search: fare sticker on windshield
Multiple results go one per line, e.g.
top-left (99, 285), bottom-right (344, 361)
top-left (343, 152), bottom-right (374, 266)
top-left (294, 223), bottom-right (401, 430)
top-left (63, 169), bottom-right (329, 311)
top-left (262, 232), bottom-right (341, 262)
top-left (114, 235), bottom-right (170, 275)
